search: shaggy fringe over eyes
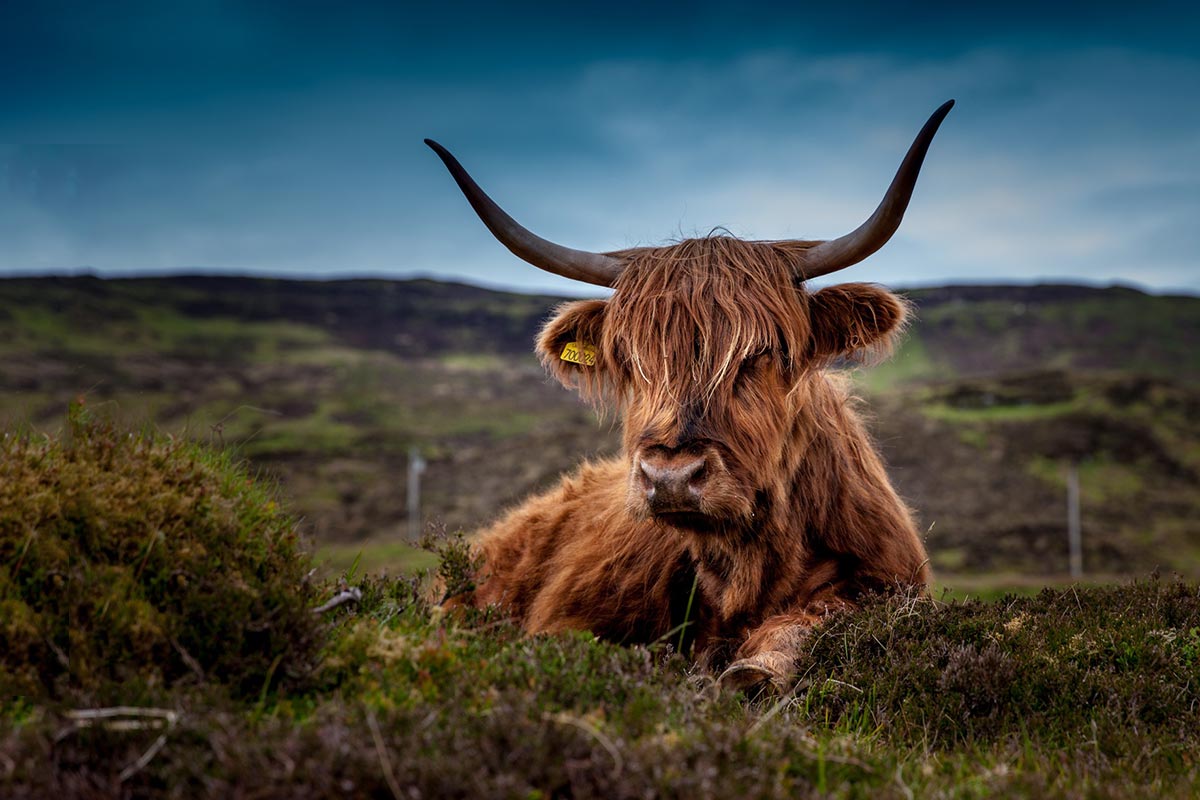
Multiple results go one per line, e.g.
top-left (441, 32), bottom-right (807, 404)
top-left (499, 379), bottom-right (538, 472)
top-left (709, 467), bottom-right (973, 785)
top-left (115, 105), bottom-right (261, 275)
top-left (537, 236), bottom-right (910, 410)
top-left (602, 236), bottom-right (815, 405)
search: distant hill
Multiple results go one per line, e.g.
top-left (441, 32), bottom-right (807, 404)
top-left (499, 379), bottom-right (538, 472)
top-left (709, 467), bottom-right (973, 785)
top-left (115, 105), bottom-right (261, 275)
top-left (3, 276), bottom-right (1197, 381)
top-left (2, 275), bottom-right (1197, 583)
top-left (895, 283), bottom-right (1200, 385)
top-left (0, 275), bottom-right (563, 360)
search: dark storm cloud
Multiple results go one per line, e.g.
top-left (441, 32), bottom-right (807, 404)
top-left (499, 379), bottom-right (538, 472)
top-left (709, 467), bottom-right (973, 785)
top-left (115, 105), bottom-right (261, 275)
top-left (1, 1), bottom-right (1197, 294)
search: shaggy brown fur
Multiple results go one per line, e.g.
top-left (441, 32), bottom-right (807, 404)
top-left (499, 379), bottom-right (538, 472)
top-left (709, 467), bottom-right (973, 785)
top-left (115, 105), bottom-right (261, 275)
top-left (448, 235), bottom-right (929, 690)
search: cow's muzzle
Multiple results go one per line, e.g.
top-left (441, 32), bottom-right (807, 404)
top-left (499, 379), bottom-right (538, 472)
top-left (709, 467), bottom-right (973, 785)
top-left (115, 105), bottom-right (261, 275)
top-left (636, 450), bottom-right (709, 515)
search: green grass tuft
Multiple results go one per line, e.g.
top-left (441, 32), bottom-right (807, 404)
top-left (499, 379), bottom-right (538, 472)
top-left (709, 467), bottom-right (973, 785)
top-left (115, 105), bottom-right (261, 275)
top-left (0, 404), bottom-right (325, 702)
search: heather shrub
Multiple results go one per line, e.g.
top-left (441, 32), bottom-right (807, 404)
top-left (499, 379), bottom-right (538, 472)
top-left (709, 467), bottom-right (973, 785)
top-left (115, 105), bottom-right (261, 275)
top-left (4, 407), bottom-right (1200, 797)
top-left (800, 582), bottom-right (1200, 756)
top-left (0, 404), bottom-right (324, 701)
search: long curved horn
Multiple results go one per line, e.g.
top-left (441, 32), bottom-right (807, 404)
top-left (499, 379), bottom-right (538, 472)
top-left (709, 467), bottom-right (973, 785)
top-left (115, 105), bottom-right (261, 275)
top-left (425, 139), bottom-right (624, 288)
top-left (797, 99), bottom-right (955, 280)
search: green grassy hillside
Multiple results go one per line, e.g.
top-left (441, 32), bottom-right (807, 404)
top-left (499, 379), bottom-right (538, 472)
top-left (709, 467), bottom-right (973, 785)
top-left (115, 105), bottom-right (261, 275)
top-left (868, 284), bottom-right (1200, 388)
top-left (874, 370), bottom-right (1200, 578)
top-left (1, 276), bottom-right (1197, 589)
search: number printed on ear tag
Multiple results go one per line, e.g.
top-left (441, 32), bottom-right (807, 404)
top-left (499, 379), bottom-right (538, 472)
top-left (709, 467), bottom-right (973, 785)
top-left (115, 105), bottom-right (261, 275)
top-left (559, 341), bottom-right (597, 367)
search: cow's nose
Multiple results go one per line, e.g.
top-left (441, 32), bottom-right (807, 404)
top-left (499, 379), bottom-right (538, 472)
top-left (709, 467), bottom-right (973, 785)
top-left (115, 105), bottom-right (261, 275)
top-left (637, 454), bottom-right (708, 512)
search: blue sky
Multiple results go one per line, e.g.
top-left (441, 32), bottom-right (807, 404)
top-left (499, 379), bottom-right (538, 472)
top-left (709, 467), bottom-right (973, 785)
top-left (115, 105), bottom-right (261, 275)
top-left (1, 1), bottom-right (1197, 296)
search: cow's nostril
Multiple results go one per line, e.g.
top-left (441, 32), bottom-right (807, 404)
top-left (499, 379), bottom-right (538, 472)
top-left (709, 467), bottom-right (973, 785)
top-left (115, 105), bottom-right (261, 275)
top-left (636, 460), bottom-right (656, 497)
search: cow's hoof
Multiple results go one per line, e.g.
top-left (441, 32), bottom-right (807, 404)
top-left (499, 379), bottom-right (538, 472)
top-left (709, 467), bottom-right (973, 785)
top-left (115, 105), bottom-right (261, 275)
top-left (718, 660), bottom-right (779, 696)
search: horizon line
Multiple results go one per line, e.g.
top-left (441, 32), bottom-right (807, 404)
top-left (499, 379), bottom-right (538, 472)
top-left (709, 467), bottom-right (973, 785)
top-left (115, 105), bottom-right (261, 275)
top-left (2, 267), bottom-right (1197, 300)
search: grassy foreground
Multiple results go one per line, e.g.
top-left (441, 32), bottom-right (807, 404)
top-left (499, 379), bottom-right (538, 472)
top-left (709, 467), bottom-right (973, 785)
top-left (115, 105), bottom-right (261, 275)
top-left (3, 416), bottom-right (1199, 798)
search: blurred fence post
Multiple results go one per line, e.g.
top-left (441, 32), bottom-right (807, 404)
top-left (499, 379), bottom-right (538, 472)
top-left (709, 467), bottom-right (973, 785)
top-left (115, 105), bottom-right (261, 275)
top-left (408, 446), bottom-right (426, 541)
top-left (1067, 463), bottom-right (1082, 579)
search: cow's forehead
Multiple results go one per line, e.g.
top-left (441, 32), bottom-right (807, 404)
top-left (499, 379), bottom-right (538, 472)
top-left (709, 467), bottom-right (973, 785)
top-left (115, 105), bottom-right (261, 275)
top-left (613, 237), bottom-right (802, 285)
top-left (610, 240), bottom-right (806, 317)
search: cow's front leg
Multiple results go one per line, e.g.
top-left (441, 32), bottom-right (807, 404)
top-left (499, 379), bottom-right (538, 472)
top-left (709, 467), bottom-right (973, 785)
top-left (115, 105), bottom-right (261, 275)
top-left (719, 603), bottom-right (847, 693)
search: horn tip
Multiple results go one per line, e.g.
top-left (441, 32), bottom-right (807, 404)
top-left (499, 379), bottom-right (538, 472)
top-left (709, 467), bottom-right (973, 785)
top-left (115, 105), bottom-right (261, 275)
top-left (922, 99), bottom-right (955, 134)
top-left (424, 138), bottom-right (457, 166)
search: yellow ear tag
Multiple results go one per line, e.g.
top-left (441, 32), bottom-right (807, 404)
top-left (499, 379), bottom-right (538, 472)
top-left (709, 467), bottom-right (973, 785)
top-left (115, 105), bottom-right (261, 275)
top-left (559, 341), bottom-right (597, 367)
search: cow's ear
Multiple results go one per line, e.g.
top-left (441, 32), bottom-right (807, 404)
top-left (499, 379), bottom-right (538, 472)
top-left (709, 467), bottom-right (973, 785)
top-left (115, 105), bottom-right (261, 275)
top-left (536, 299), bottom-right (610, 393)
top-left (807, 283), bottom-right (909, 363)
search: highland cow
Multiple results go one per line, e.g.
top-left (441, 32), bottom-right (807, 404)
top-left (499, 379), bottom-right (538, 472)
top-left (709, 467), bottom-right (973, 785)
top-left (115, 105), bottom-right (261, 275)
top-left (425, 100), bottom-right (953, 691)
